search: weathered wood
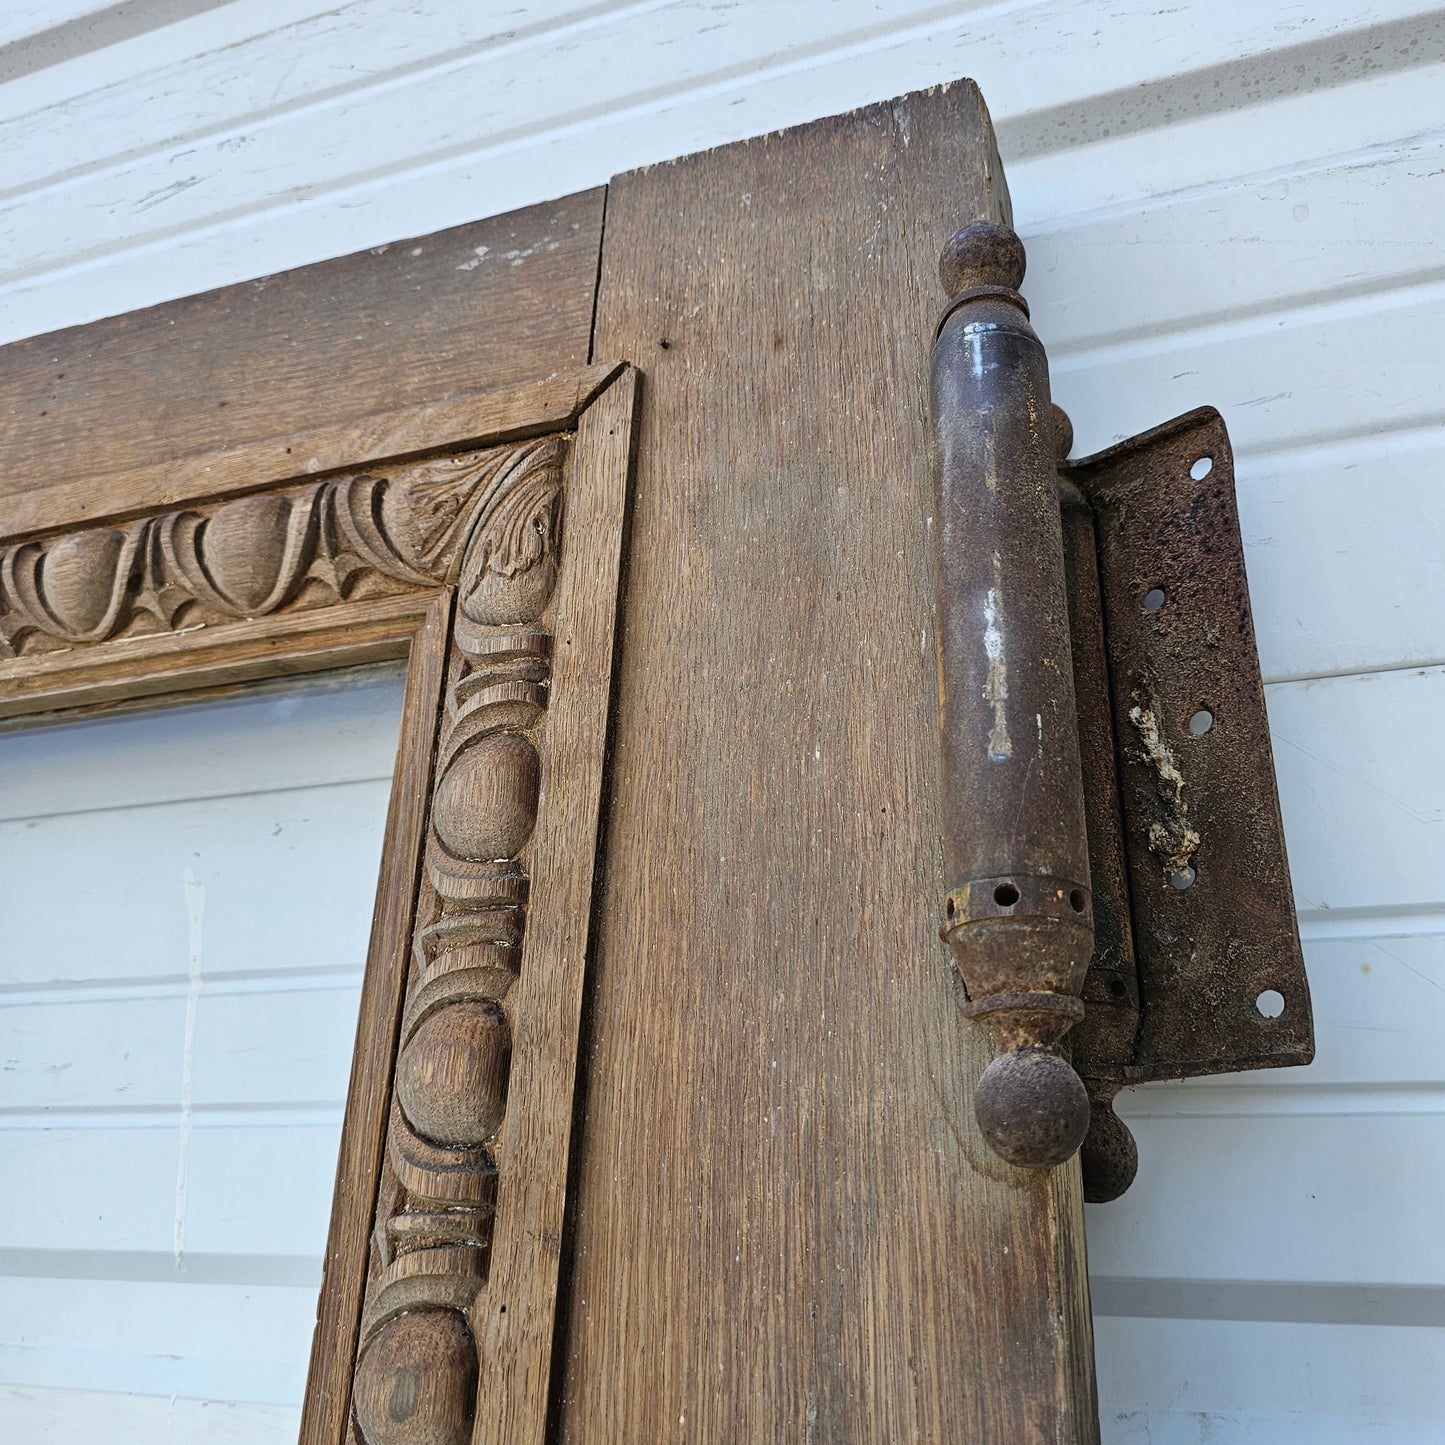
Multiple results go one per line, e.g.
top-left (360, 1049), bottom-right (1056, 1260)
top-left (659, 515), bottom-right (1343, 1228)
top-left (0, 81), bottom-right (1108, 1442)
top-left (473, 369), bottom-right (637, 1444)
top-left (0, 191), bottom-right (604, 531)
top-left (561, 81), bottom-right (1097, 1442)
top-left (0, 436), bottom-right (572, 716)
top-left (0, 592), bottom-right (430, 722)
top-left (0, 441), bottom-right (566, 656)
top-left (0, 400), bottom-right (636, 1445)
top-left (303, 592), bottom-right (452, 1445)
top-left (344, 375), bottom-right (634, 1445)
top-left (0, 361), bottom-right (624, 544)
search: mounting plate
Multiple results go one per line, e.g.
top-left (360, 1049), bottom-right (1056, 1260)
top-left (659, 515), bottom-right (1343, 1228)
top-left (1069, 407), bottom-right (1313, 1084)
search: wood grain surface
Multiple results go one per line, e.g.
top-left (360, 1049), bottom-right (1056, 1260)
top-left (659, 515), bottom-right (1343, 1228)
top-left (301, 595), bottom-right (451, 1445)
top-left (0, 591), bottom-right (432, 722)
top-left (0, 361), bottom-right (623, 545)
top-left (0, 80), bottom-right (1102, 1439)
top-left (559, 81), bottom-right (1097, 1442)
top-left (473, 370), bottom-right (637, 1444)
top-left (0, 191), bottom-right (604, 533)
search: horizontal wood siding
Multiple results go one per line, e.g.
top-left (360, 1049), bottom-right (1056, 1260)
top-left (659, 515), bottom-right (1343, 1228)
top-left (0, 3), bottom-right (1439, 1439)
top-left (0, 674), bottom-right (405, 1435)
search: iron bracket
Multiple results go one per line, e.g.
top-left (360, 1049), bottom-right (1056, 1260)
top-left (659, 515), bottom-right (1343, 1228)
top-left (929, 222), bottom-right (1313, 1199)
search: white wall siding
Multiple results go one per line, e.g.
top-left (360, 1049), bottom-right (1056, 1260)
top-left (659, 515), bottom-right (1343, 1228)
top-left (0, 1382), bottom-right (299, 1443)
top-left (0, 674), bottom-right (405, 1438)
top-left (1, 0), bottom-right (1439, 344)
top-left (0, 3), bottom-right (1439, 1439)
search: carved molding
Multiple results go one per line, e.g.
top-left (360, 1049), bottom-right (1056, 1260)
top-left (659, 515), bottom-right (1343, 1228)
top-left (346, 448), bottom-right (564, 1445)
top-left (0, 436), bottom-right (565, 656)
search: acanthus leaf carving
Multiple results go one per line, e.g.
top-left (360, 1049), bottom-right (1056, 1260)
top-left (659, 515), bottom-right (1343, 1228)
top-left (0, 435), bottom-right (567, 657)
top-left (456, 443), bottom-right (563, 626)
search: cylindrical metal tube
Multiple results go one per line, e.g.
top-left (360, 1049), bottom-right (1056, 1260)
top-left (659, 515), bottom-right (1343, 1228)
top-left (1059, 471), bottom-right (1141, 1199)
top-left (930, 221), bottom-right (1094, 1168)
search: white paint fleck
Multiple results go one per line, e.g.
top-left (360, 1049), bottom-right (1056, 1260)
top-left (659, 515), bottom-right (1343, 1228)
top-left (983, 593), bottom-right (1004, 661)
top-left (983, 587), bottom-right (1011, 760)
top-left (174, 869), bottom-right (205, 1268)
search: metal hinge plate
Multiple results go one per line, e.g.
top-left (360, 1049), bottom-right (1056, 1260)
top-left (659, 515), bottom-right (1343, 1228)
top-left (1068, 407), bottom-right (1312, 1088)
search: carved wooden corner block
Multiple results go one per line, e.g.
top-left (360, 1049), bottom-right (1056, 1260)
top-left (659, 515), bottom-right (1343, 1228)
top-left (351, 449), bottom-right (563, 1445)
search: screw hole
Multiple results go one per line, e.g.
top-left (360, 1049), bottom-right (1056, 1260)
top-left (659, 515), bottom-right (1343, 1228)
top-left (1188, 708), bottom-right (1214, 736)
top-left (1108, 977), bottom-right (1128, 999)
top-left (1170, 865), bottom-right (1196, 891)
top-left (1256, 989), bottom-right (1285, 1019)
top-left (1069, 888), bottom-right (1086, 912)
top-left (994, 882), bottom-right (1020, 907)
top-left (1190, 456), bottom-right (1214, 481)
top-left (1143, 587), bottom-right (1166, 613)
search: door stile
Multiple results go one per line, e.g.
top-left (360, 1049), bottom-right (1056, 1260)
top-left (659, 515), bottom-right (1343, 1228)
top-left (0, 77), bottom-right (1146, 1438)
top-left (559, 80), bottom-right (1099, 1443)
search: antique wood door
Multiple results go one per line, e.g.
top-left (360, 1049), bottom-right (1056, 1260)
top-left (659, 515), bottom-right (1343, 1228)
top-left (0, 82), bottom-right (1096, 1442)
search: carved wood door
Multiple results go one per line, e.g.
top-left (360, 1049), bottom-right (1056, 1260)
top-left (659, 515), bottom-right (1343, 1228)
top-left (0, 82), bottom-right (1097, 1443)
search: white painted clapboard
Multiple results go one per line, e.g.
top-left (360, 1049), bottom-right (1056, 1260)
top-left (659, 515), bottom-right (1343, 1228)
top-left (0, 668), bottom-right (405, 1438)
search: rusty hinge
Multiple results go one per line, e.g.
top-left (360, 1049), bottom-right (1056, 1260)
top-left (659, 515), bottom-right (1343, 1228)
top-left (929, 221), bottom-right (1312, 1200)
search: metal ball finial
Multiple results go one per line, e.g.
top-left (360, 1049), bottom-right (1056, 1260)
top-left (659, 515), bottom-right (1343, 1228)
top-left (1052, 404), bottom-right (1074, 461)
top-left (973, 1046), bottom-right (1091, 1169)
top-left (1080, 1092), bottom-right (1140, 1203)
top-left (939, 221), bottom-right (1026, 299)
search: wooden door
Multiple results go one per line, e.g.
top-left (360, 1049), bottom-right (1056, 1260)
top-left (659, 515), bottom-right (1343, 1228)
top-left (0, 81), bottom-right (1096, 1442)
